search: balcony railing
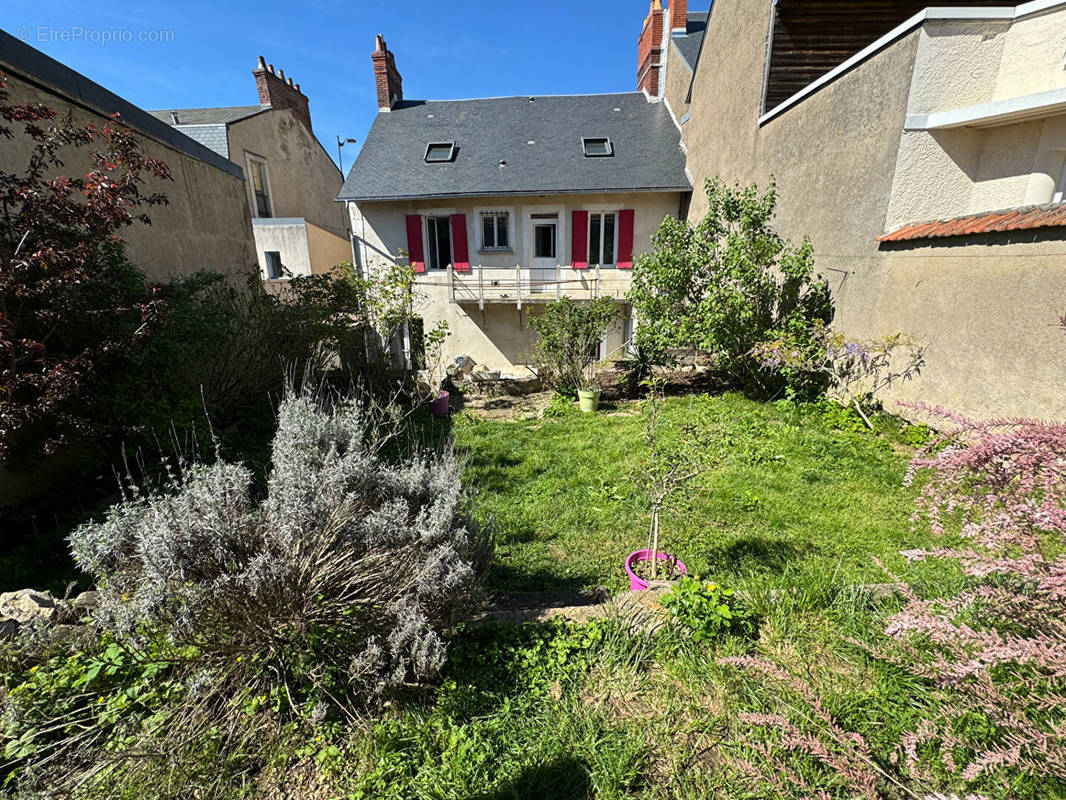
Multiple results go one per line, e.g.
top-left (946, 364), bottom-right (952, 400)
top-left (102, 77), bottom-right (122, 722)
top-left (436, 264), bottom-right (631, 309)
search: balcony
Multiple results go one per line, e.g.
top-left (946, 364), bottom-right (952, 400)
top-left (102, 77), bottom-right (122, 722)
top-left (424, 265), bottom-right (632, 309)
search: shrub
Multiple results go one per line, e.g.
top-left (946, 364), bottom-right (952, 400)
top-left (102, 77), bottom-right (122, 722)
top-left (2, 384), bottom-right (489, 796)
top-left (753, 323), bottom-right (926, 428)
top-left (0, 74), bottom-right (171, 461)
top-left (628, 178), bottom-right (833, 398)
top-left (528, 297), bottom-right (619, 395)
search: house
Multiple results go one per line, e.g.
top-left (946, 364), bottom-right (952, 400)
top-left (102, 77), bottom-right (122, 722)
top-left (646, 0), bottom-right (1066, 420)
top-left (151, 57), bottom-right (350, 283)
top-left (0, 29), bottom-right (256, 282)
top-left (338, 36), bottom-right (691, 373)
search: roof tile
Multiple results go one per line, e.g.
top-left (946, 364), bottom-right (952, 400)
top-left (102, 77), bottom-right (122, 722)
top-left (878, 203), bottom-right (1066, 242)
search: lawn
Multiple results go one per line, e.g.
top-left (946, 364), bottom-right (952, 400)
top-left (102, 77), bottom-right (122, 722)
top-left (303, 394), bottom-right (1025, 800)
top-left (453, 392), bottom-right (936, 595)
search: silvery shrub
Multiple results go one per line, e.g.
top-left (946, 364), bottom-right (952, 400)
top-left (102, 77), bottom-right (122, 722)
top-left (70, 384), bottom-right (489, 700)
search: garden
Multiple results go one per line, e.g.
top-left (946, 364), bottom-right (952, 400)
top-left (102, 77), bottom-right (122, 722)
top-left (1, 85), bottom-right (1063, 799)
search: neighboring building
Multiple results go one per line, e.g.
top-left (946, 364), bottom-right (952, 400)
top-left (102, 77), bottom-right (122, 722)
top-left (338, 36), bottom-right (691, 373)
top-left (151, 57), bottom-right (350, 283)
top-left (0, 29), bottom-right (256, 282)
top-left (643, 0), bottom-right (1066, 420)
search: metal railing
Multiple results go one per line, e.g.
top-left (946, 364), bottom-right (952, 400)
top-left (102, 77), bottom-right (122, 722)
top-left (444, 264), bottom-right (631, 309)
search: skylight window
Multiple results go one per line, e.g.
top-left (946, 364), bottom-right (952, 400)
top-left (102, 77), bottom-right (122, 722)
top-left (582, 137), bottom-right (613, 157)
top-left (424, 142), bottom-right (456, 163)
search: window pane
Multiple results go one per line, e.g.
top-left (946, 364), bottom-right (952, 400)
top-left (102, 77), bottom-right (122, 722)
top-left (483, 216), bottom-right (494, 248)
top-left (589, 213), bottom-right (601, 266)
top-left (534, 224), bottom-right (555, 258)
top-left (496, 214), bottom-right (509, 248)
top-left (426, 143), bottom-right (454, 162)
top-left (426, 218), bottom-right (439, 269)
top-left (603, 213), bottom-right (615, 265)
top-left (435, 217), bottom-right (451, 268)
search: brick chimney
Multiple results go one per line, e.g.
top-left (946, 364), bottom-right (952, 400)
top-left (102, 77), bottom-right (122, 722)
top-left (371, 35), bottom-right (403, 111)
top-left (671, 0), bottom-right (688, 32)
top-left (253, 56), bottom-right (312, 134)
top-left (637, 1), bottom-right (665, 97)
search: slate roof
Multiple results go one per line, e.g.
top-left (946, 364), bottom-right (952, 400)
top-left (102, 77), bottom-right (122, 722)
top-left (338, 92), bottom-right (691, 203)
top-left (0, 29), bottom-right (244, 179)
top-left (671, 11), bottom-right (709, 71)
top-left (147, 105), bottom-right (266, 125)
top-left (878, 203), bottom-right (1066, 243)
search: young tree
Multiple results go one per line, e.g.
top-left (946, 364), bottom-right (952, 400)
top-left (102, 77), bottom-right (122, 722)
top-left (0, 73), bottom-right (171, 460)
top-left (528, 296), bottom-right (619, 395)
top-left (628, 178), bottom-right (833, 398)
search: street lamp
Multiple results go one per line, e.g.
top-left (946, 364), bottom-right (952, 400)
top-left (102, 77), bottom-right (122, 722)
top-left (337, 136), bottom-right (357, 174)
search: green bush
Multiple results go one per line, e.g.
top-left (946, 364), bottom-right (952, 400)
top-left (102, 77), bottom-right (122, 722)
top-left (628, 178), bottom-right (833, 398)
top-left (528, 297), bottom-right (619, 396)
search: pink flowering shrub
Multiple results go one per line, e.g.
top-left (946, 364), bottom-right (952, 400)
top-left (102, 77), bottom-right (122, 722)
top-left (719, 323), bottom-right (1065, 797)
top-left (876, 401), bottom-right (1066, 786)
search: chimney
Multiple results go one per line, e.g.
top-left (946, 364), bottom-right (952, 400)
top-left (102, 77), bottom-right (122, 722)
top-left (371, 34), bottom-right (403, 111)
top-left (671, 0), bottom-right (687, 32)
top-left (637, 1), bottom-right (665, 97)
top-left (253, 55), bottom-right (313, 134)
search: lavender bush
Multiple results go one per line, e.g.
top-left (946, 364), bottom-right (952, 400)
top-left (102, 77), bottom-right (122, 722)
top-left (72, 384), bottom-right (488, 696)
top-left (0, 384), bottom-right (490, 796)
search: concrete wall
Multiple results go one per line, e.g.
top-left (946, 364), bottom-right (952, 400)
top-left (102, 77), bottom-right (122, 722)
top-left (228, 109), bottom-right (346, 240)
top-left (252, 219), bottom-right (312, 278)
top-left (663, 42), bottom-right (694, 124)
top-left (2, 71), bottom-right (257, 283)
top-left (348, 191), bottom-right (681, 372)
top-left (887, 12), bottom-right (1066, 226)
top-left (307, 221), bottom-right (352, 276)
top-left (672, 0), bottom-right (1066, 420)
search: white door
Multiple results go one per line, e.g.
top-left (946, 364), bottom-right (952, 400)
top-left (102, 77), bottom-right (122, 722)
top-left (529, 213), bottom-right (558, 293)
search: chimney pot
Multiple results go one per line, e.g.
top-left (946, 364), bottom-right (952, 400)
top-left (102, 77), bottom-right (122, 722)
top-left (294, 83), bottom-right (301, 92)
top-left (170, 111), bottom-right (179, 124)
top-left (268, 63), bottom-right (275, 74)
top-left (256, 55), bottom-right (267, 71)
top-left (278, 68), bottom-right (285, 80)
top-left (287, 76), bottom-right (294, 86)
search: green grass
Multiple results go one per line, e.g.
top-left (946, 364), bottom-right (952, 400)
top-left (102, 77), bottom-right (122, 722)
top-left (453, 393), bottom-right (938, 595)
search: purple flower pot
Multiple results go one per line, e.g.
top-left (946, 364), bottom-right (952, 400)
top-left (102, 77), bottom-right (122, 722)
top-left (428, 390), bottom-right (450, 418)
top-left (625, 549), bottom-right (687, 591)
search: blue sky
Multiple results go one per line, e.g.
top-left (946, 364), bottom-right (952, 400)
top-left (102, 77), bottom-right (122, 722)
top-left (4, 0), bottom-right (664, 173)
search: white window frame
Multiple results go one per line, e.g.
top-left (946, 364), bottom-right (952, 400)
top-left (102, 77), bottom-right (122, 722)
top-left (522, 204), bottom-right (566, 267)
top-left (244, 152), bottom-right (273, 218)
top-left (420, 207), bottom-right (457, 270)
top-left (585, 205), bottom-right (622, 269)
top-left (474, 206), bottom-right (516, 252)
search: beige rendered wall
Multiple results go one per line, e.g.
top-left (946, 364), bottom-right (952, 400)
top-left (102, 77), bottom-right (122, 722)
top-left (348, 192), bottom-right (681, 372)
top-left (680, 0), bottom-right (1066, 420)
top-left (663, 41), bottom-right (694, 122)
top-left (228, 110), bottom-right (347, 240)
top-left (307, 221), bottom-right (352, 276)
top-left (2, 72), bottom-right (257, 283)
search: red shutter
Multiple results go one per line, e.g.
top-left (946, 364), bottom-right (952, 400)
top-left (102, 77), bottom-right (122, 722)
top-left (571, 210), bottom-right (589, 269)
top-left (405, 215), bottom-right (425, 273)
top-left (450, 214), bottom-right (470, 272)
top-left (617, 209), bottom-right (635, 269)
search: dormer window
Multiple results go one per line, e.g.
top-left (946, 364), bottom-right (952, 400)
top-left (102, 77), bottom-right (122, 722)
top-left (425, 142), bottom-right (456, 163)
top-left (582, 137), bottom-right (613, 157)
